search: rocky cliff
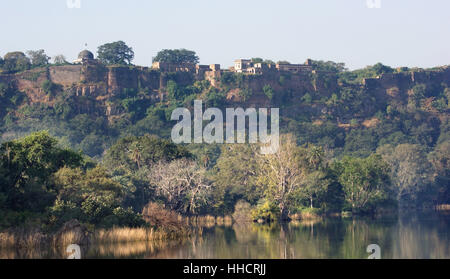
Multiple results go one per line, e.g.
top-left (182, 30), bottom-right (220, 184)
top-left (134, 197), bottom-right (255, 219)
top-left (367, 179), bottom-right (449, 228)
top-left (1, 63), bottom-right (449, 121)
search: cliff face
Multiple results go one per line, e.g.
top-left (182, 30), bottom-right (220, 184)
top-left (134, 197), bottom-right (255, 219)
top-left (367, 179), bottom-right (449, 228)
top-left (1, 63), bottom-right (449, 121)
top-left (234, 71), bottom-right (338, 104)
top-left (363, 67), bottom-right (450, 100)
top-left (0, 64), bottom-right (162, 99)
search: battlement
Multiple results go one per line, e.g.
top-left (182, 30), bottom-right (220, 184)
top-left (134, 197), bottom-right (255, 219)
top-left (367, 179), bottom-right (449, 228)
top-left (151, 62), bottom-right (196, 73)
top-left (233, 59), bottom-right (313, 75)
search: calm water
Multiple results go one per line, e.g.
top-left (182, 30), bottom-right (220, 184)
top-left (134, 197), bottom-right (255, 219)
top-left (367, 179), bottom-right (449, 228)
top-left (2, 212), bottom-right (449, 259)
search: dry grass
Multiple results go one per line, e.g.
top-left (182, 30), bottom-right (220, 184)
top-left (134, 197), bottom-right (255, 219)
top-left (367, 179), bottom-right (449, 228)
top-left (435, 204), bottom-right (450, 211)
top-left (94, 227), bottom-right (149, 243)
top-left (312, 120), bottom-right (324, 126)
top-left (224, 216), bottom-right (233, 226)
top-left (189, 215), bottom-right (215, 227)
top-left (0, 229), bottom-right (48, 249)
top-left (362, 118), bottom-right (381, 128)
top-left (289, 211), bottom-right (322, 221)
top-left (1, 223), bottom-right (191, 249)
top-left (142, 202), bottom-right (186, 228)
top-left (53, 230), bottom-right (86, 248)
top-left (0, 232), bottom-right (16, 248)
top-left (93, 227), bottom-right (190, 244)
top-left (188, 215), bottom-right (233, 227)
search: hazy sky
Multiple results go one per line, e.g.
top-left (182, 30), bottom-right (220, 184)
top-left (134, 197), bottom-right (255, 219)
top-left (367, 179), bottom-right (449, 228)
top-left (1, 0), bottom-right (449, 69)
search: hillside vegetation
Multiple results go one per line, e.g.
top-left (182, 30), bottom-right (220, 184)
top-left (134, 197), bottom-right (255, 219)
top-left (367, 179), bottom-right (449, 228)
top-left (0, 46), bottom-right (449, 232)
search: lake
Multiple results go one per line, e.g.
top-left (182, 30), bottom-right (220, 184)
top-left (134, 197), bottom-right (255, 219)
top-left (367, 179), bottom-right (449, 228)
top-left (1, 212), bottom-right (449, 259)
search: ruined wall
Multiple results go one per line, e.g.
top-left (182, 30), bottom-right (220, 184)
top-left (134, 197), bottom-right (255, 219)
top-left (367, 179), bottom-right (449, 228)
top-left (81, 63), bottom-right (108, 84)
top-left (4, 63), bottom-right (450, 115)
top-left (107, 66), bottom-right (139, 94)
top-left (49, 65), bottom-right (82, 86)
top-left (363, 67), bottom-right (450, 103)
top-left (229, 71), bottom-right (337, 102)
top-left (159, 71), bottom-right (195, 88)
top-left (138, 69), bottom-right (160, 90)
top-left (12, 68), bottom-right (49, 103)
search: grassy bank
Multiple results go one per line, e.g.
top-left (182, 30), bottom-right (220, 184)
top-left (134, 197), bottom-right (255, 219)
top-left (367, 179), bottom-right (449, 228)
top-left (0, 226), bottom-right (191, 249)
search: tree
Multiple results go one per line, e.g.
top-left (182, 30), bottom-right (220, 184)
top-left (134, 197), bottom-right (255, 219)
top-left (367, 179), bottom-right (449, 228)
top-left (148, 158), bottom-right (210, 215)
top-left (104, 135), bottom-right (191, 172)
top-left (409, 84), bottom-right (427, 109)
top-left (377, 144), bottom-right (434, 205)
top-left (51, 166), bottom-right (144, 228)
top-left (27, 49), bottom-right (50, 67)
top-left (41, 80), bottom-right (60, 95)
top-left (302, 93), bottom-right (312, 104)
top-left (370, 63), bottom-right (394, 76)
top-left (307, 145), bottom-right (325, 169)
top-left (309, 60), bottom-right (347, 73)
top-left (103, 135), bottom-right (191, 212)
top-left (0, 132), bottom-right (83, 219)
top-left (153, 49), bottom-right (199, 64)
top-left (429, 141), bottom-right (450, 204)
top-left (53, 54), bottom-right (68, 65)
top-left (2, 52), bottom-right (31, 73)
top-left (97, 41), bottom-right (134, 65)
top-left (166, 80), bottom-right (181, 100)
top-left (212, 144), bottom-right (262, 214)
top-left (256, 134), bottom-right (307, 220)
top-left (299, 171), bottom-right (329, 209)
top-left (334, 155), bottom-right (393, 213)
top-left (251, 58), bottom-right (263, 63)
top-left (263, 85), bottom-right (274, 100)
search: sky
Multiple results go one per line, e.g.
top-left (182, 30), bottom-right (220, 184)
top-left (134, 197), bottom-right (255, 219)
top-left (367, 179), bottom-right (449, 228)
top-left (1, 0), bottom-right (449, 70)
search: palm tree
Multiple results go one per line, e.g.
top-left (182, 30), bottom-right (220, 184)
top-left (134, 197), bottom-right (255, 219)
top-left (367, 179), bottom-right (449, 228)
top-left (307, 146), bottom-right (324, 169)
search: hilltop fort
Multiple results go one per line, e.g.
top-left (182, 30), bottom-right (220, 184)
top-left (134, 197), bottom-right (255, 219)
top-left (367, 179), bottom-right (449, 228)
top-left (0, 49), bottom-right (449, 123)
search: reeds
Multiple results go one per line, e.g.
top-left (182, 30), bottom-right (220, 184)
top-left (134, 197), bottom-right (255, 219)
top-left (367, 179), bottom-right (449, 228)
top-left (435, 204), bottom-right (450, 211)
top-left (1, 226), bottom-right (191, 249)
top-left (53, 230), bottom-right (86, 248)
top-left (187, 215), bottom-right (233, 227)
top-left (93, 226), bottom-right (191, 244)
top-left (0, 229), bottom-right (48, 249)
top-left (0, 232), bottom-right (16, 248)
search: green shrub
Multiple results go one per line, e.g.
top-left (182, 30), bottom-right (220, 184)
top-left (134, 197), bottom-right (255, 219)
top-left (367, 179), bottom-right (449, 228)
top-left (251, 201), bottom-right (279, 223)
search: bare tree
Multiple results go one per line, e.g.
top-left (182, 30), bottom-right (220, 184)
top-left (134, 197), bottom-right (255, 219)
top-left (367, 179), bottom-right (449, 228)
top-left (148, 158), bottom-right (210, 215)
top-left (53, 55), bottom-right (68, 65)
top-left (378, 144), bottom-right (433, 205)
top-left (256, 134), bottom-right (307, 220)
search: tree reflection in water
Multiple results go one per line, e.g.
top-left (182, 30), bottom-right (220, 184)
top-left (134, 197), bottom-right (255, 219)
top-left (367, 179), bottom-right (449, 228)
top-left (1, 213), bottom-right (448, 259)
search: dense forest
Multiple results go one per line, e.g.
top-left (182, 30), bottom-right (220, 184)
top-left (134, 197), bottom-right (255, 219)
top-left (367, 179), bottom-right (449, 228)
top-left (0, 42), bottom-right (449, 232)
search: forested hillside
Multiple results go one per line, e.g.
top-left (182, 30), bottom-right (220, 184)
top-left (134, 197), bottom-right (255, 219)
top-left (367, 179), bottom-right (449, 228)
top-left (0, 46), bottom-right (449, 230)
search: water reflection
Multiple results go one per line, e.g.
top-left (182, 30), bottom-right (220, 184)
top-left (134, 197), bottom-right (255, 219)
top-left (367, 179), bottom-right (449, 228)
top-left (1, 213), bottom-right (448, 259)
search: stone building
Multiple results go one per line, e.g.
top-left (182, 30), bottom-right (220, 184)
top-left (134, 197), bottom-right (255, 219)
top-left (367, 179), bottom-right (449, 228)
top-left (196, 64), bottom-right (221, 75)
top-left (151, 62), bottom-right (196, 73)
top-left (73, 50), bottom-right (95, 65)
top-left (233, 58), bottom-right (313, 74)
top-left (234, 59), bottom-right (253, 73)
top-left (276, 63), bottom-right (313, 73)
